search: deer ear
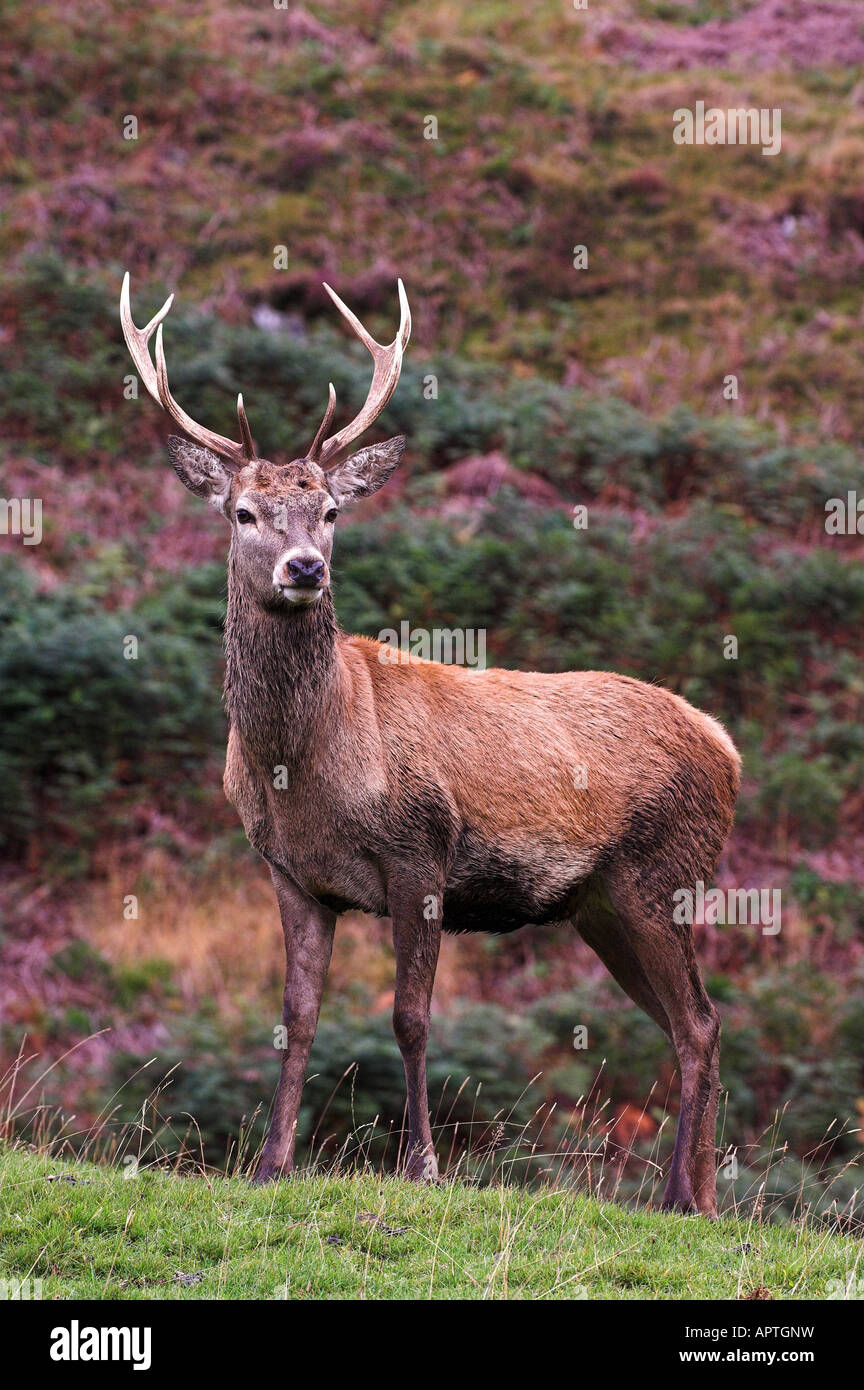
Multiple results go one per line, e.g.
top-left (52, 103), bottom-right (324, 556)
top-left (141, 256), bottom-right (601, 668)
top-left (325, 436), bottom-right (405, 506)
top-left (168, 436), bottom-right (233, 515)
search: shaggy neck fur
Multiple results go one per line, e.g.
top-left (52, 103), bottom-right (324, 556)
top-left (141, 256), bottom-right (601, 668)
top-left (224, 549), bottom-right (340, 767)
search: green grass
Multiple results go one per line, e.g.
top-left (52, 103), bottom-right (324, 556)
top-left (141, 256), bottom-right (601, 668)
top-left (0, 1148), bottom-right (859, 1300)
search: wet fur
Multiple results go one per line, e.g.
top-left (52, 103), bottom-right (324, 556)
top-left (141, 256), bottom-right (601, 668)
top-left (224, 592), bottom-right (738, 939)
top-left (178, 450), bottom-right (739, 1213)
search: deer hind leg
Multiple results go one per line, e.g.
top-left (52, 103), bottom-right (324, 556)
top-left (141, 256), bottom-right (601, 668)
top-left (573, 881), bottom-right (672, 1037)
top-left (388, 879), bottom-right (442, 1182)
top-left (595, 865), bottom-right (721, 1218)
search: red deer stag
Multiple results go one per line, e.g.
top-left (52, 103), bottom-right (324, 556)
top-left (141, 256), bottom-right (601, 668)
top-left (120, 272), bottom-right (740, 1216)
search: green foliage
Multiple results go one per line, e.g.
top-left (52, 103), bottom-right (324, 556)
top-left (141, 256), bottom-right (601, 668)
top-left (748, 753), bottom-right (843, 847)
top-left (103, 1001), bottom-right (556, 1174)
top-left (0, 255), bottom-right (125, 457)
top-left (0, 556), bottom-right (224, 868)
top-left (4, 463), bottom-right (861, 867)
top-left (6, 257), bottom-right (864, 522)
top-left (637, 0), bottom-right (755, 22)
top-left (48, 939), bottom-right (112, 985)
top-left (64, 959), bottom-right (860, 1204)
top-left (789, 867), bottom-right (864, 942)
top-left (304, 1005), bottom-right (555, 1169)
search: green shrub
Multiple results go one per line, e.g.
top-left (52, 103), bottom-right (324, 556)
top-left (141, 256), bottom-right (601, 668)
top-left (6, 259), bottom-right (864, 526)
top-left (0, 556), bottom-right (224, 867)
top-left (751, 753), bottom-right (843, 848)
top-left (104, 1002), bottom-right (556, 1174)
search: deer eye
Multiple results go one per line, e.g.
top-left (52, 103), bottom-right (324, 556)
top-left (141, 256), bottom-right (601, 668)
top-left (324, 508), bottom-right (339, 524)
top-left (235, 508), bottom-right (255, 524)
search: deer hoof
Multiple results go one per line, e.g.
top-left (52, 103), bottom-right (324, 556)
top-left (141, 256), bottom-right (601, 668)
top-left (403, 1152), bottom-right (439, 1183)
top-left (251, 1162), bottom-right (293, 1185)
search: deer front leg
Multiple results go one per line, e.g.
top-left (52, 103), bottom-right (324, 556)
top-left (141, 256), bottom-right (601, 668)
top-left (254, 867), bottom-right (336, 1183)
top-left (390, 884), bottom-right (442, 1182)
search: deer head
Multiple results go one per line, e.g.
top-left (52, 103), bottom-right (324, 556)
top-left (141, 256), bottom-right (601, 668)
top-left (120, 273), bottom-right (410, 608)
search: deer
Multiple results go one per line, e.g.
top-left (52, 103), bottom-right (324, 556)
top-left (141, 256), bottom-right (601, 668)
top-left (120, 271), bottom-right (740, 1217)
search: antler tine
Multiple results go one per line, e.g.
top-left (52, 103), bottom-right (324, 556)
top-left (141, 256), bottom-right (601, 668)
top-left (311, 280), bottom-right (411, 470)
top-left (307, 382), bottom-right (336, 462)
top-left (237, 393), bottom-right (255, 459)
top-left (153, 326), bottom-right (255, 467)
top-left (120, 272), bottom-right (256, 469)
top-left (120, 270), bottom-right (174, 405)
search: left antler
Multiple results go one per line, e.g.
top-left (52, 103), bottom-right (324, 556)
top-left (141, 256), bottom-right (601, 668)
top-left (120, 272), bottom-right (256, 468)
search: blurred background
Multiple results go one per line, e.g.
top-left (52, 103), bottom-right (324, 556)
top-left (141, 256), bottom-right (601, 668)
top-left (2, 0), bottom-right (864, 1218)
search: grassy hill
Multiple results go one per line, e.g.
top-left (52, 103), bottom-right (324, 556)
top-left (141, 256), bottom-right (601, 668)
top-left (0, 1146), bottom-right (859, 1300)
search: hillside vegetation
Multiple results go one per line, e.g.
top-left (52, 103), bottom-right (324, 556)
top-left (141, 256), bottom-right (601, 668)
top-left (1, 0), bottom-right (864, 1224)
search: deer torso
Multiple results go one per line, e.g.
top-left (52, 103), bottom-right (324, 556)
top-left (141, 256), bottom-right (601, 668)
top-left (223, 593), bottom-right (739, 934)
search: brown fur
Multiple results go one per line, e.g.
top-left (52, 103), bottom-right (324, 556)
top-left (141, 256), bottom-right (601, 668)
top-left (166, 440), bottom-right (740, 1214)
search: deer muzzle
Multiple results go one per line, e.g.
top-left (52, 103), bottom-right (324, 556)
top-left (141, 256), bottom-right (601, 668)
top-left (273, 550), bottom-right (328, 604)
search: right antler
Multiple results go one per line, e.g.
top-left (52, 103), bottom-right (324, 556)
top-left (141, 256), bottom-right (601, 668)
top-left (306, 280), bottom-right (411, 469)
top-left (120, 272), bottom-right (256, 468)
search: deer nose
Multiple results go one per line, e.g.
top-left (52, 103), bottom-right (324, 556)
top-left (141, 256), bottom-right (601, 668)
top-left (286, 554), bottom-right (325, 587)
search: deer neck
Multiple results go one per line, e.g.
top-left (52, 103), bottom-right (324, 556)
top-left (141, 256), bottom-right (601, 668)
top-left (224, 561), bottom-right (341, 768)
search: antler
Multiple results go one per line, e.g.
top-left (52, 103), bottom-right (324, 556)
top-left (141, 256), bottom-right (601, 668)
top-left (307, 280), bottom-right (411, 469)
top-left (120, 271), bottom-right (256, 469)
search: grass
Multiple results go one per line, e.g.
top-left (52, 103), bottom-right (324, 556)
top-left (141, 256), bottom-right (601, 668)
top-left (0, 1147), bottom-right (860, 1300)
